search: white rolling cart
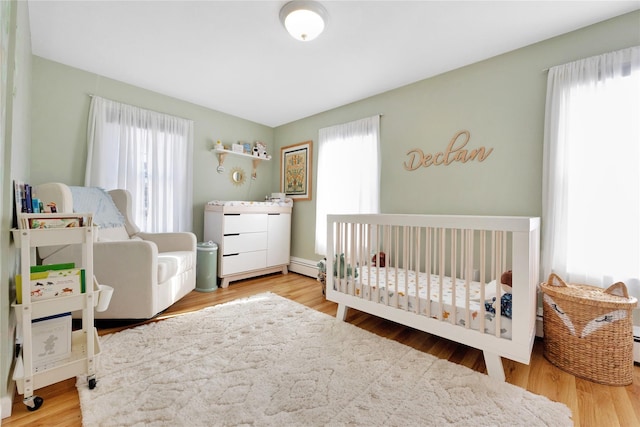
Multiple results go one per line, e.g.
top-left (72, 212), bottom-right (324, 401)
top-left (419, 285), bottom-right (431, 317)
top-left (11, 213), bottom-right (109, 411)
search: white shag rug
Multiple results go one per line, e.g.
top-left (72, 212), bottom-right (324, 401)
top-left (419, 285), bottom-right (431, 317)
top-left (78, 293), bottom-right (572, 426)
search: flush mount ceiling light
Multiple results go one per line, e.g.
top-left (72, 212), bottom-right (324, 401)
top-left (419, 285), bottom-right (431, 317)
top-left (279, 1), bottom-right (328, 42)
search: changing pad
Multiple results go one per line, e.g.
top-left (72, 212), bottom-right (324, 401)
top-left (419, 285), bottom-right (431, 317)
top-left (207, 199), bottom-right (293, 207)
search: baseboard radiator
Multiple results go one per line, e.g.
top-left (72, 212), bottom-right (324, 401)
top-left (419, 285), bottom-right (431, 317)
top-left (288, 257), bottom-right (319, 278)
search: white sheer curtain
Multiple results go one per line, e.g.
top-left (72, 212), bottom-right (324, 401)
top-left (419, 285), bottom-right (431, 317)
top-left (315, 115), bottom-right (380, 255)
top-left (542, 46), bottom-right (640, 295)
top-left (86, 96), bottom-right (194, 232)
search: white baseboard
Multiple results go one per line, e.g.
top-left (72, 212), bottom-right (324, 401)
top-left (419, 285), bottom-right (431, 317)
top-left (536, 315), bottom-right (544, 338)
top-left (536, 307), bottom-right (544, 338)
top-left (2, 315), bottom-right (17, 419)
top-left (288, 257), bottom-right (319, 278)
top-left (1, 382), bottom-right (15, 419)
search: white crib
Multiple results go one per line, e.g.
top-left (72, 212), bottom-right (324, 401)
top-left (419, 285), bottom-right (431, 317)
top-left (326, 214), bottom-right (540, 381)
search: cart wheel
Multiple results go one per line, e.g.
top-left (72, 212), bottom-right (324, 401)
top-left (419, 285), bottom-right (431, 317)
top-left (25, 396), bottom-right (44, 411)
top-left (88, 377), bottom-right (97, 390)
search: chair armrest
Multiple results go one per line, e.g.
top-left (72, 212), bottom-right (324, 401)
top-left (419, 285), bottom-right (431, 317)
top-left (136, 231), bottom-right (196, 253)
top-left (93, 240), bottom-right (158, 290)
top-left (93, 240), bottom-right (159, 319)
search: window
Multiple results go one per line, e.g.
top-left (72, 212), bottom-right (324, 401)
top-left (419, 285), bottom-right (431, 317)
top-left (86, 96), bottom-right (194, 232)
top-left (542, 46), bottom-right (640, 290)
top-left (315, 115), bottom-right (381, 255)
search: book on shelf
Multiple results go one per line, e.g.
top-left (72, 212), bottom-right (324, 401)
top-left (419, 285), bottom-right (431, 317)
top-left (16, 263), bottom-right (85, 304)
top-left (31, 198), bottom-right (43, 213)
top-left (12, 180), bottom-right (24, 228)
top-left (24, 216), bottom-right (84, 230)
top-left (24, 184), bottom-right (33, 213)
top-left (31, 312), bottom-right (72, 368)
top-left (13, 181), bottom-right (59, 219)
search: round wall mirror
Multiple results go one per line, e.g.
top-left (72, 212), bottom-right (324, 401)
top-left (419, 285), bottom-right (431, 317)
top-left (230, 167), bottom-right (246, 186)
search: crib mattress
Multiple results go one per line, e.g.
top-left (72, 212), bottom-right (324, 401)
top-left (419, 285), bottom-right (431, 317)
top-left (336, 266), bottom-right (512, 339)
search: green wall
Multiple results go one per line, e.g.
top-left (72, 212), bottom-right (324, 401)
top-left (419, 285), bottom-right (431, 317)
top-left (31, 57), bottom-right (276, 240)
top-left (273, 10), bottom-right (640, 262)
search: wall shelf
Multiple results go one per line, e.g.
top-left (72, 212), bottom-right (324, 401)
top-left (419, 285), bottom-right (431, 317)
top-left (211, 147), bottom-right (271, 176)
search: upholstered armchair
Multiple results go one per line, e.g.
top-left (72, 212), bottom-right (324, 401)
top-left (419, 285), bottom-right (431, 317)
top-left (33, 183), bottom-right (197, 320)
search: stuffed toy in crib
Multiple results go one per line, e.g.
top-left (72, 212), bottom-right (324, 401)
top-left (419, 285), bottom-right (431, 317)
top-left (334, 253), bottom-right (358, 279)
top-left (317, 258), bottom-right (327, 295)
top-left (485, 270), bottom-right (513, 318)
top-left (317, 254), bottom-right (358, 283)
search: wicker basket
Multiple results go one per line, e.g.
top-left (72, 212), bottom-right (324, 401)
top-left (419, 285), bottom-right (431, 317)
top-left (541, 273), bottom-right (638, 386)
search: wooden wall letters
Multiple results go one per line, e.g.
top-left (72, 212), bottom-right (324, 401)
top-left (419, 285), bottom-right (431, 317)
top-left (403, 130), bottom-right (493, 171)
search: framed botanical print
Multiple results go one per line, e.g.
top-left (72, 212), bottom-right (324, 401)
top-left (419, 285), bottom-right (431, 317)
top-left (280, 140), bottom-right (312, 201)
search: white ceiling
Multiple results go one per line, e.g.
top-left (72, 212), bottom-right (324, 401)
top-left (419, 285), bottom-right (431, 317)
top-left (28, 1), bottom-right (640, 127)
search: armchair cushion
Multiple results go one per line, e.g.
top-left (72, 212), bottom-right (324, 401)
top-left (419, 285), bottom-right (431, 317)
top-left (158, 251), bottom-right (195, 284)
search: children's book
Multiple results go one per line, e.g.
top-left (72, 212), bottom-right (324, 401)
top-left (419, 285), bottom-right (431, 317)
top-left (16, 263), bottom-right (85, 304)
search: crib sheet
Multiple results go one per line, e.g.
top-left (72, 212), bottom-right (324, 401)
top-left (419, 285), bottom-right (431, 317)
top-left (336, 266), bottom-right (512, 339)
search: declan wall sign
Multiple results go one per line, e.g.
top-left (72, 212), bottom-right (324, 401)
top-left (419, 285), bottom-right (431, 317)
top-left (403, 130), bottom-right (493, 171)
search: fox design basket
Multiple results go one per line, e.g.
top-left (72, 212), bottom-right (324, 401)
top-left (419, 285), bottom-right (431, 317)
top-left (541, 273), bottom-right (638, 386)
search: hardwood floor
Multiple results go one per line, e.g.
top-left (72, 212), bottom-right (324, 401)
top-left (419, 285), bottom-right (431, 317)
top-left (4, 272), bottom-right (640, 426)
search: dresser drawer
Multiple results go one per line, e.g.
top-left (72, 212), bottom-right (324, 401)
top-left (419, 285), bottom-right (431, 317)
top-left (224, 213), bottom-right (268, 234)
top-left (223, 232), bottom-right (267, 255)
top-left (221, 250), bottom-right (267, 275)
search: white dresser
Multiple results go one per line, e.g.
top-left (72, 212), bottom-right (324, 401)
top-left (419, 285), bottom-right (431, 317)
top-left (204, 200), bottom-right (292, 288)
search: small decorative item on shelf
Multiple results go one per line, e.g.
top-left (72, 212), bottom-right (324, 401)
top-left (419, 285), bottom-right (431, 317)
top-left (232, 143), bottom-right (244, 153)
top-left (215, 140), bottom-right (222, 149)
top-left (253, 141), bottom-right (268, 158)
top-left (243, 142), bottom-right (251, 154)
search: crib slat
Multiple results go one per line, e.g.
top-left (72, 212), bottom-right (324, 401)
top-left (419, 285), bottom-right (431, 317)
top-left (370, 225), bottom-right (379, 301)
top-left (383, 224), bottom-right (390, 307)
top-left (402, 225), bottom-right (408, 312)
top-left (415, 226), bottom-right (421, 314)
top-left (480, 230), bottom-right (486, 334)
top-left (438, 227), bottom-right (445, 321)
top-left (425, 227), bottom-right (431, 318)
top-left (361, 223), bottom-right (367, 301)
top-left (392, 225), bottom-right (398, 308)
top-left (464, 229), bottom-right (472, 329)
top-left (449, 228), bottom-right (455, 325)
top-left (494, 231), bottom-right (503, 338)
top-left (357, 223), bottom-right (363, 301)
top-left (349, 223), bottom-right (354, 297)
top-left (336, 222), bottom-right (342, 293)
